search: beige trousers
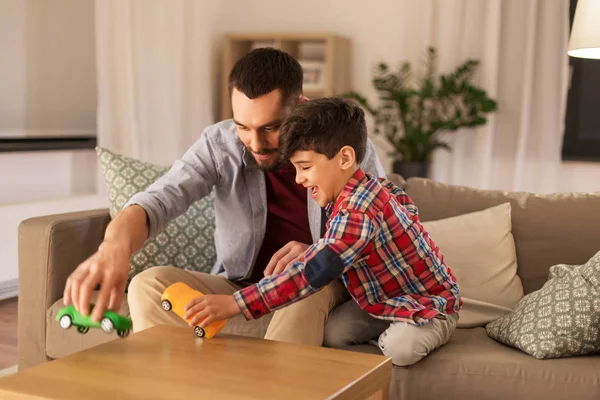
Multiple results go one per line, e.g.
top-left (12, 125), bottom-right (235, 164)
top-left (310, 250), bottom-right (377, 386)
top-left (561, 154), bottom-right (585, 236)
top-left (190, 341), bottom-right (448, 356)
top-left (377, 313), bottom-right (458, 366)
top-left (323, 298), bottom-right (458, 366)
top-left (127, 266), bottom-right (349, 346)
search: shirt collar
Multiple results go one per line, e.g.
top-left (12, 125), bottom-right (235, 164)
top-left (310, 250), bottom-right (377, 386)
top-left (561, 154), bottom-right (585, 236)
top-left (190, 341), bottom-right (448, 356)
top-left (242, 146), bottom-right (255, 169)
top-left (325, 168), bottom-right (367, 217)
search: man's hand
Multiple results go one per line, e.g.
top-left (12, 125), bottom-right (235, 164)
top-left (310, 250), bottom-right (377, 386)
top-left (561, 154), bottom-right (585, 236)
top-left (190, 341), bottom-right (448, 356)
top-left (63, 240), bottom-right (131, 323)
top-left (263, 241), bottom-right (310, 277)
top-left (184, 295), bottom-right (241, 328)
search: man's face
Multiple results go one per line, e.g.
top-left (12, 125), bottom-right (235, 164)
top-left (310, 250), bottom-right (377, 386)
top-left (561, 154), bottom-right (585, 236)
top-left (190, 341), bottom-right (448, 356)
top-left (232, 88), bottom-right (294, 171)
top-left (290, 150), bottom-right (349, 208)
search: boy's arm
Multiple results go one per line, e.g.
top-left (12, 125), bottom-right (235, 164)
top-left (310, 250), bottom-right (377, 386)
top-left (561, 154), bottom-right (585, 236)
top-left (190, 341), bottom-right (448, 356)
top-left (65, 130), bottom-right (221, 321)
top-left (233, 210), bottom-right (375, 320)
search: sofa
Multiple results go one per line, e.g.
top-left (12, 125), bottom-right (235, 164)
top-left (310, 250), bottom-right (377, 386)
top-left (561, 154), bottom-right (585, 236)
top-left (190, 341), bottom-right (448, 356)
top-left (18, 174), bottom-right (600, 399)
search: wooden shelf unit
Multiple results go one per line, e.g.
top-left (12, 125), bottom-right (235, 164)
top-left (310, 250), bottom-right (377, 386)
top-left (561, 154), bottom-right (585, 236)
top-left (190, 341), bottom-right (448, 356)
top-left (221, 33), bottom-right (351, 120)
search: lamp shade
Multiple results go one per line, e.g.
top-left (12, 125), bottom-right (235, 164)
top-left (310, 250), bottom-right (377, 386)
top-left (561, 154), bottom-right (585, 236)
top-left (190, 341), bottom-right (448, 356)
top-left (568, 0), bottom-right (600, 59)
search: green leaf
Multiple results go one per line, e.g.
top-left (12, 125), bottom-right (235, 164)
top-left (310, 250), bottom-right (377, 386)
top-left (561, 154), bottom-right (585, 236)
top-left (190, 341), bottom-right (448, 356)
top-left (481, 99), bottom-right (497, 112)
top-left (345, 46), bottom-right (497, 161)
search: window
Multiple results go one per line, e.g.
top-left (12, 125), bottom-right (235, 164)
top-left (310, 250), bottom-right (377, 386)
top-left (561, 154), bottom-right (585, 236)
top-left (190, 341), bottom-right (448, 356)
top-left (563, 0), bottom-right (600, 161)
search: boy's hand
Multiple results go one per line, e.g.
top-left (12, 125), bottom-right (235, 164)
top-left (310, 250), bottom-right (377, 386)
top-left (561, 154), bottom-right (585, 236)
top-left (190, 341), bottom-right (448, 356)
top-left (183, 295), bottom-right (240, 328)
top-left (264, 241), bottom-right (309, 276)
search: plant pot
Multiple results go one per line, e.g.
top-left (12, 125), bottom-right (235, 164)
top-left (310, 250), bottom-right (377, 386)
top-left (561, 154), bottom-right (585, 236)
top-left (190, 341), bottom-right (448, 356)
top-left (392, 161), bottom-right (429, 179)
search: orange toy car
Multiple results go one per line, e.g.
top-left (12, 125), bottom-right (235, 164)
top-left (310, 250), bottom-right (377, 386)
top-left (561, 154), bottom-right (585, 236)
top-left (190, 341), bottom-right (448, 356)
top-left (160, 282), bottom-right (227, 338)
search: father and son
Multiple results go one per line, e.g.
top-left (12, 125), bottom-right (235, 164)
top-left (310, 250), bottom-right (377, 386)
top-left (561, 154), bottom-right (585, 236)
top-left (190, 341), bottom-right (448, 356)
top-left (63, 48), bottom-right (462, 366)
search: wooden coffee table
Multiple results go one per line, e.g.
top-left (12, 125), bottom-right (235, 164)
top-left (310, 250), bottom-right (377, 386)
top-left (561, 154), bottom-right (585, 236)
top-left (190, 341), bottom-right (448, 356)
top-left (0, 325), bottom-right (392, 399)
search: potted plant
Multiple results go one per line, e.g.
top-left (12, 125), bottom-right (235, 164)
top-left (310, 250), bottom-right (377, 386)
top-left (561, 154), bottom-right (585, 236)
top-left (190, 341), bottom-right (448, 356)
top-left (344, 47), bottom-right (497, 178)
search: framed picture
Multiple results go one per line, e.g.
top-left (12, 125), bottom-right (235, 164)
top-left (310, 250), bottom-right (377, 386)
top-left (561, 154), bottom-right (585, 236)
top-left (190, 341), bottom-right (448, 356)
top-left (299, 60), bottom-right (326, 92)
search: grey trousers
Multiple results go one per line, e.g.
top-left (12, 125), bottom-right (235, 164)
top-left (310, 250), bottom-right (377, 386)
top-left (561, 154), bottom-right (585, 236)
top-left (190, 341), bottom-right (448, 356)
top-left (323, 299), bottom-right (458, 366)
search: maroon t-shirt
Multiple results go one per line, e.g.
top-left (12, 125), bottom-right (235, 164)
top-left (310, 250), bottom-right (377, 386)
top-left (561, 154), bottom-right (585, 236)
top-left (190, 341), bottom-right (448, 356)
top-left (249, 162), bottom-right (313, 283)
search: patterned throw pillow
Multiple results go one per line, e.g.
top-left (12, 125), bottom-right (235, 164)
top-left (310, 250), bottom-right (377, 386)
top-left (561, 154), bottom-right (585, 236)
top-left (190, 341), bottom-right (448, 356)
top-left (96, 147), bottom-right (217, 280)
top-left (486, 251), bottom-right (600, 359)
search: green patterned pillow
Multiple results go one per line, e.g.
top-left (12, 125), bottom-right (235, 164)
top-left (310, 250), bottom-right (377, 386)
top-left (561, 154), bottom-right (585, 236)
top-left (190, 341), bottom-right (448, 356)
top-left (486, 251), bottom-right (600, 359)
top-left (96, 147), bottom-right (217, 280)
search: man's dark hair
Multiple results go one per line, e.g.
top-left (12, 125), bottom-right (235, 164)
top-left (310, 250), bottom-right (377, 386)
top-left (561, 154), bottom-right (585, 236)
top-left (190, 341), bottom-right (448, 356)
top-left (228, 47), bottom-right (303, 105)
top-left (279, 97), bottom-right (367, 163)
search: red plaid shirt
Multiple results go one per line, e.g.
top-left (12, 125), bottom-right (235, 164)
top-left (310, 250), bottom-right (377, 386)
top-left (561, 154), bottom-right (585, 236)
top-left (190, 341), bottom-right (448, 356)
top-left (233, 169), bottom-right (462, 326)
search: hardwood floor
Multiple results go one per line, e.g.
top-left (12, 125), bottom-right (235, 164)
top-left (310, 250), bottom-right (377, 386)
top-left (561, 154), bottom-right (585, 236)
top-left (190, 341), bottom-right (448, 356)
top-left (0, 298), bottom-right (18, 369)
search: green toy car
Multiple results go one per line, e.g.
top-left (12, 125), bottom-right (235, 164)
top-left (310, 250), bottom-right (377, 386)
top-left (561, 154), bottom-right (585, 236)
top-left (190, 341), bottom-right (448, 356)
top-left (56, 304), bottom-right (132, 338)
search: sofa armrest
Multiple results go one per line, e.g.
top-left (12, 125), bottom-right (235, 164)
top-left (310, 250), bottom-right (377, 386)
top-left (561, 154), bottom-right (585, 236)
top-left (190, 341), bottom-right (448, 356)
top-left (17, 209), bottom-right (110, 370)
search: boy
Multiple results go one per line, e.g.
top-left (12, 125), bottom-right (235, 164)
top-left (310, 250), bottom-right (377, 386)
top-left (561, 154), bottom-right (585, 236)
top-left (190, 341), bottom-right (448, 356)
top-left (184, 97), bottom-right (462, 366)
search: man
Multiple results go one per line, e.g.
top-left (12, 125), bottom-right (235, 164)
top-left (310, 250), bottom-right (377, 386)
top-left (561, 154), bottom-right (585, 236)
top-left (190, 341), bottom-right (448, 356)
top-left (63, 48), bottom-right (386, 346)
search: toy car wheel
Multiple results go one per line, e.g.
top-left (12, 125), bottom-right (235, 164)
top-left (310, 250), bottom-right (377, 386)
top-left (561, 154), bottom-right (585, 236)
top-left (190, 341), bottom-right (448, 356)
top-left (117, 329), bottom-right (130, 338)
top-left (59, 315), bottom-right (72, 329)
top-left (161, 300), bottom-right (172, 311)
top-left (100, 318), bottom-right (114, 333)
top-left (194, 326), bottom-right (205, 338)
top-left (77, 326), bottom-right (90, 334)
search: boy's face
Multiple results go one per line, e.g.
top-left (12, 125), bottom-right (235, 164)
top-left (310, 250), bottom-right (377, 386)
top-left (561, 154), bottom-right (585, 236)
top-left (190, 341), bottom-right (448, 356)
top-left (232, 88), bottom-right (305, 171)
top-left (290, 149), bottom-right (357, 208)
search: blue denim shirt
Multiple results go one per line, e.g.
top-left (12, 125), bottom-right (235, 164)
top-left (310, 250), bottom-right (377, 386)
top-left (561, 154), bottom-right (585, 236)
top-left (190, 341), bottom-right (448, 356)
top-left (126, 119), bottom-right (386, 281)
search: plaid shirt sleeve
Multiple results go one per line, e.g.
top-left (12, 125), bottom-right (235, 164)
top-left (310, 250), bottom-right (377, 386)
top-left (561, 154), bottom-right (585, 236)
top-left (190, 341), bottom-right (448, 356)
top-left (233, 209), bottom-right (375, 320)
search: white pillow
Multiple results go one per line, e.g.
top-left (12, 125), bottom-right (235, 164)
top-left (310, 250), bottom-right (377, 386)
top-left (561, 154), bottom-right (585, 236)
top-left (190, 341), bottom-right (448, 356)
top-left (422, 203), bottom-right (524, 328)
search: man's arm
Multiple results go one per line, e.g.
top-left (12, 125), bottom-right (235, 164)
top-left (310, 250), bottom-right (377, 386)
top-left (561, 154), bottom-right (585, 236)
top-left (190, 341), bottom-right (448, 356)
top-left (125, 130), bottom-right (221, 237)
top-left (233, 210), bottom-right (375, 320)
top-left (65, 129), bottom-right (222, 321)
top-left (63, 204), bottom-right (149, 321)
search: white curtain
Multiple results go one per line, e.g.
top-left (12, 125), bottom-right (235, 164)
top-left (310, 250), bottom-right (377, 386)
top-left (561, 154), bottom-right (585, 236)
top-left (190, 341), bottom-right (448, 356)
top-left (424, 0), bottom-right (570, 194)
top-left (95, 0), bottom-right (214, 166)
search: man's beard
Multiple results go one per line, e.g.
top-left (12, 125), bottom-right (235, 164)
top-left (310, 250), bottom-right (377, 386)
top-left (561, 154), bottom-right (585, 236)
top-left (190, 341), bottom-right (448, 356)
top-left (246, 147), bottom-right (282, 172)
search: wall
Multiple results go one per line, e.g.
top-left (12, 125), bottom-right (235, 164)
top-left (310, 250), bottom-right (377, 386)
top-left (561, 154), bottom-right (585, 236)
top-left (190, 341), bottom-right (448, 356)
top-left (0, 150), bottom-right (98, 204)
top-left (0, 0), bottom-right (97, 138)
top-left (0, 0), bottom-right (99, 288)
top-left (0, 0), bottom-right (26, 135)
top-left (0, 0), bottom-right (97, 202)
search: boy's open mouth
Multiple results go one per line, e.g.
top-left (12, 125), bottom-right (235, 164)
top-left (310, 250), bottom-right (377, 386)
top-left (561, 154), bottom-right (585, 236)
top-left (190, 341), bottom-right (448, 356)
top-left (310, 186), bottom-right (319, 199)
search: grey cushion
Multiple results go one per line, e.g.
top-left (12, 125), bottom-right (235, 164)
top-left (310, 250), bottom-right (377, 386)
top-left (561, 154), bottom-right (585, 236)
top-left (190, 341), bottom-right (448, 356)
top-left (486, 251), bottom-right (600, 359)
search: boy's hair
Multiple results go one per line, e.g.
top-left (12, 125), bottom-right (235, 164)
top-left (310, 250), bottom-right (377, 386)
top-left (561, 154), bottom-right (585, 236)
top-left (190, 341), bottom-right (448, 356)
top-left (228, 48), bottom-right (303, 106)
top-left (279, 97), bottom-right (367, 163)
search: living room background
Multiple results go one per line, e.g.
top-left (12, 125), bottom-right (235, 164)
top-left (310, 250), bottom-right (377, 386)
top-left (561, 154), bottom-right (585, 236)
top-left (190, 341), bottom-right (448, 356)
top-left (95, 0), bottom-right (600, 194)
top-left (1, 0), bottom-right (600, 290)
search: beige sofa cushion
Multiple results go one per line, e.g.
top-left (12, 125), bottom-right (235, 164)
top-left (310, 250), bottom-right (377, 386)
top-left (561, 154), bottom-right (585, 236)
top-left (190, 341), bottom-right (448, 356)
top-left (405, 178), bottom-right (600, 294)
top-left (422, 203), bottom-right (523, 328)
top-left (393, 328), bottom-right (600, 400)
top-left (350, 328), bottom-right (600, 399)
